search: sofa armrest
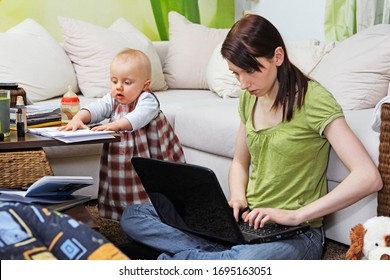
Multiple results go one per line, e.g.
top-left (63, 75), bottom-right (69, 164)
top-left (378, 103), bottom-right (390, 216)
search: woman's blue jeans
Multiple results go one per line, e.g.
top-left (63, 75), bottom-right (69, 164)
top-left (120, 203), bottom-right (324, 260)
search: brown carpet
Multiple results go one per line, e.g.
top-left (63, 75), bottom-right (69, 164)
top-left (85, 202), bottom-right (349, 260)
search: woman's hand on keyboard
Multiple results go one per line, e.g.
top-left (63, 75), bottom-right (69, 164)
top-left (228, 200), bottom-right (248, 222)
top-left (244, 208), bottom-right (300, 229)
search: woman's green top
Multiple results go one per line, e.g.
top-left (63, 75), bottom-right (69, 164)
top-left (238, 81), bottom-right (344, 227)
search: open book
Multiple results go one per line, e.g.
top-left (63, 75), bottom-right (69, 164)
top-left (28, 127), bottom-right (115, 143)
top-left (0, 176), bottom-right (93, 205)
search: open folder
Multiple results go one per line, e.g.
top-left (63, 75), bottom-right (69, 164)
top-left (0, 176), bottom-right (93, 205)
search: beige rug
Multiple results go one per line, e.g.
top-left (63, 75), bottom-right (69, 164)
top-left (85, 203), bottom-right (348, 260)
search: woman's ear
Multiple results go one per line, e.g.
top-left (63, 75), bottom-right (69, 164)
top-left (274, 47), bottom-right (284, 66)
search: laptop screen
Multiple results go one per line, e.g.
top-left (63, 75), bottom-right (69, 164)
top-left (131, 157), bottom-right (245, 244)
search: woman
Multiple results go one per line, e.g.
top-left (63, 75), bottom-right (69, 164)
top-left (120, 14), bottom-right (382, 259)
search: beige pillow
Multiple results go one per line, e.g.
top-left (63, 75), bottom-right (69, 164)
top-left (206, 43), bottom-right (241, 98)
top-left (286, 40), bottom-right (335, 76)
top-left (311, 24), bottom-right (390, 110)
top-left (0, 19), bottom-right (78, 103)
top-left (58, 16), bottom-right (167, 98)
top-left (163, 11), bottom-right (229, 89)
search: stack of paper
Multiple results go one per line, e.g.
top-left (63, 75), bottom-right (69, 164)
top-left (10, 105), bottom-right (61, 128)
top-left (28, 127), bottom-right (115, 143)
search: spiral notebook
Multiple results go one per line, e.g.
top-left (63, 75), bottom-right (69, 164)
top-left (131, 157), bottom-right (310, 245)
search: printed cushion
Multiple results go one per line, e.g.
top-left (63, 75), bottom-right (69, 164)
top-left (0, 202), bottom-right (128, 260)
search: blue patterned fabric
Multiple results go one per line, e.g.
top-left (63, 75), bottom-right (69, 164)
top-left (0, 202), bottom-right (128, 260)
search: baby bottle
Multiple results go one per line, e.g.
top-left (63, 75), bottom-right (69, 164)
top-left (61, 85), bottom-right (80, 124)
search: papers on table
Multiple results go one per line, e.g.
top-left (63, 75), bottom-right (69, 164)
top-left (28, 127), bottom-right (116, 143)
top-left (10, 105), bottom-right (60, 120)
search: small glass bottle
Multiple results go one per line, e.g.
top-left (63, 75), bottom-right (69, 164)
top-left (16, 95), bottom-right (27, 137)
top-left (61, 85), bottom-right (80, 125)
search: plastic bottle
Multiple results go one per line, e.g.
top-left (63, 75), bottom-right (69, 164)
top-left (16, 95), bottom-right (27, 137)
top-left (61, 85), bottom-right (80, 124)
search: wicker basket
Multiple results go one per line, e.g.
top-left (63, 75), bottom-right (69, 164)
top-left (0, 149), bottom-right (53, 189)
top-left (378, 103), bottom-right (390, 217)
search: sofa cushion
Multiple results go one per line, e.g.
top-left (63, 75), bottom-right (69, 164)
top-left (206, 42), bottom-right (242, 98)
top-left (154, 89), bottom-right (224, 127)
top-left (0, 18), bottom-right (78, 103)
top-left (58, 16), bottom-right (167, 98)
top-left (33, 94), bottom-right (98, 109)
top-left (163, 11), bottom-right (229, 89)
top-left (174, 99), bottom-right (240, 158)
top-left (285, 39), bottom-right (335, 77)
top-left (311, 24), bottom-right (390, 110)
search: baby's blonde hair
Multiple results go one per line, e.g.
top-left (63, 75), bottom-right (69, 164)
top-left (112, 48), bottom-right (152, 80)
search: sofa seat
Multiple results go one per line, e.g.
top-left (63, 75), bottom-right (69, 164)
top-left (154, 90), bottom-right (226, 127)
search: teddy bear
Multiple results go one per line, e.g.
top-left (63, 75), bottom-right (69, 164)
top-left (346, 216), bottom-right (390, 260)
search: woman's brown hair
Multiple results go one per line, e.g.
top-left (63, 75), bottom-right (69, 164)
top-left (221, 14), bottom-right (309, 121)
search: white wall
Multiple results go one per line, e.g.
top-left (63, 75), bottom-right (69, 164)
top-left (235, 0), bottom-right (326, 41)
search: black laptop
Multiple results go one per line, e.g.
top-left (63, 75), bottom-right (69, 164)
top-left (131, 157), bottom-right (310, 245)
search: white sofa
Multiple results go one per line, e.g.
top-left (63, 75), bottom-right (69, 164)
top-left (2, 13), bottom-right (389, 246)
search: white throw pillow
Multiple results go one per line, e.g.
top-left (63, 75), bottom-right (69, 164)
top-left (0, 18), bottom-right (78, 103)
top-left (311, 24), bottom-right (390, 110)
top-left (206, 43), bottom-right (241, 98)
top-left (286, 40), bottom-right (335, 76)
top-left (163, 11), bottom-right (229, 89)
top-left (58, 16), bottom-right (167, 98)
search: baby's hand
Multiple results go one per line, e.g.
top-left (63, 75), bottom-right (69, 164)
top-left (57, 119), bottom-right (89, 131)
top-left (91, 123), bottom-right (117, 131)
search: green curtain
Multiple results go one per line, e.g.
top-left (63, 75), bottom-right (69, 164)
top-left (150, 0), bottom-right (200, 41)
top-left (356, 0), bottom-right (390, 30)
top-left (324, 0), bottom-right (356, 41)
top-left (324, 0), bottom-right (390, 41)
top-left (150, 0), bottom-right (235, 41)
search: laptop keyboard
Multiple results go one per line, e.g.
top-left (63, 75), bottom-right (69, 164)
top-left (238, 221), bottom-right (291, 236)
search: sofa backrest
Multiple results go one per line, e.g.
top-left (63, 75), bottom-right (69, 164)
top-left (152, 41), bottom-right (169, 65)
